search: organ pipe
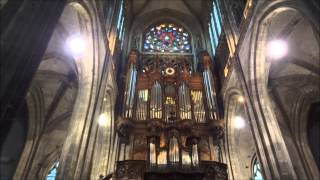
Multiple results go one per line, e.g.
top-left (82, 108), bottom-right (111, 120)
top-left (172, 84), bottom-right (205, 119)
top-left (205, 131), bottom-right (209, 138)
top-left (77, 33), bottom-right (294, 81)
top-left (124, 64), bottom-right (137, 118)
top-left (203, 69), bottom-right (216, 120)
top-left (164, 96), bottom-right (176, 122)
top-left (124, 52), bottom-right (138, 118)
top-left (178, 83), bottom-right (192, 120)
top-left (192, 144), bottom-right (199, 166)
top-left (191, 90), bottom-right (206, 122)
top-left (169, 136), bottom-right (179, 166)
top-left (150, 81), bottom-right (162, 119)
top-left (157, 150), bottom-right (167, 165)
top-left (202, 54), bottom-right (217, 120)
top-left (149, 142), bottom-right (157, 166)
top-left (136, 89), bottom-right (148, 120)
top-left (182, 150), bottom-right (191, 166)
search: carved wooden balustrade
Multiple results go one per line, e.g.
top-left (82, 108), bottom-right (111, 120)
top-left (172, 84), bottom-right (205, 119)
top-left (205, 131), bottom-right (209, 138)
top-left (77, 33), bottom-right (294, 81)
top-left (113, 160), bottom-right (227, 180)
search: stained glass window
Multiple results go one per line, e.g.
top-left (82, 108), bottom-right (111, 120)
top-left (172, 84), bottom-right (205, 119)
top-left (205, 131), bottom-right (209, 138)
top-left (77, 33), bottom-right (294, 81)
top-left (208, 0), bottom-right (223, 56)
top-left (253, 158), bottom-right (264, 180)
top-left (117, 0), bottom-right (125, 44)
top-left (143, 23), bottom-right (191, 53)
top-left (46, 161), bottom-right (59, 180)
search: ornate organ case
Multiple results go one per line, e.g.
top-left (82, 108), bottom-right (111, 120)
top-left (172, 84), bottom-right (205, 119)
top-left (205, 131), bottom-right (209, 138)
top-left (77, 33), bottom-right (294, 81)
top-left (114, 50), bottom-right (227, 180)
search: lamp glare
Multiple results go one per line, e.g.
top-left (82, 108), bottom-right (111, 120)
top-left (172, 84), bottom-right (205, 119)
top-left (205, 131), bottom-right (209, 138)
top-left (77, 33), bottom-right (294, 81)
top-left (267, 39), bottom-right (288, 60)
top-left (98, 114), bottom-right (107, 126)
top-left (238, 96), bottom-right (245, 103)
top-left (66, 35), bottom-right (86, 57)
top-left (234, 116), bottom-right (245, 129)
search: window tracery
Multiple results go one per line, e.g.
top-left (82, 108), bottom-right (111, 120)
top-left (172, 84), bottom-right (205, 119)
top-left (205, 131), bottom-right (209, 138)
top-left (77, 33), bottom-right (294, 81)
top-left (143, 23), bottom-right (192, 53)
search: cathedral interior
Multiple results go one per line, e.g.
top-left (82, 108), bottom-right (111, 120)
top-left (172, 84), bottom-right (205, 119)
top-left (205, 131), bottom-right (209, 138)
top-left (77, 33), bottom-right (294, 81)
top-left (0, 0), bottom-right (319, 180)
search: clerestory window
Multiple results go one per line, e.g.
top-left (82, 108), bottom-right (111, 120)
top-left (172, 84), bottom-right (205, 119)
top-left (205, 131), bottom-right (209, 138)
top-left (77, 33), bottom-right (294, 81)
top-left (208, 0), bottom-right (223, 55)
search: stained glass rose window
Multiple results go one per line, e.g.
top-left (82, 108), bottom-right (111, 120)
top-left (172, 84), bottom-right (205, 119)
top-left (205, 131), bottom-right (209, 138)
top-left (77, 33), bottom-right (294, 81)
top-left (143, 23), bottom-right (191, 53)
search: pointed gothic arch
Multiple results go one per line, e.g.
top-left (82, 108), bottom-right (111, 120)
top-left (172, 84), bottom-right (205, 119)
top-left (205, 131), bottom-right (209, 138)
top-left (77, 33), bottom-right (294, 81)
top-left (223, 87), bottom-right (256, 180)
top-left (246, 1), bottom-right (320, 179)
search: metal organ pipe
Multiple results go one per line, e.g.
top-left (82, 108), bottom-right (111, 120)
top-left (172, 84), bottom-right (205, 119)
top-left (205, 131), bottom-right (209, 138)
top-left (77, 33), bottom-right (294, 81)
top-left (169, 136), bottom-right (179, 166)
top-left (182, 150), bottom-right (191, 166)
top-left (179, 83), bottom-right (191, 120)
top-left (136, 89), bottom-right (148, 120)
top-left (191, 90), bottom-right (206, 122)
top-left (124, 63), bottom-right (137, 118)
top-left (192, 144), bottom-right (199, 166)
top-left (203, 69), bottom-right (216, 120)
top-left (149, 142), bottom-right (156, 166)
top-left (129, 66), bottom-right (137, 117)
top-left (150, 81), bottom-right (162, 119)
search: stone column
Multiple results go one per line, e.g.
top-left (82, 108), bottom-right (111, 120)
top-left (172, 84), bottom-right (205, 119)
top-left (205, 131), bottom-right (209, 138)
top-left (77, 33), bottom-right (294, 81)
top-left (0, 0), bottom-right (66, 123)
top-left (234, 53), bottom-right (298, 179)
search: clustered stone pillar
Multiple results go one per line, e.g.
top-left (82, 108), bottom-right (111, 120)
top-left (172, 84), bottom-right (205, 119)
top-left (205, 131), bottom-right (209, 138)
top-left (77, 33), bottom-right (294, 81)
top-left (216, 0), bottom-right (303, 179)
top-left (0, 0), bottom-right (67, 126)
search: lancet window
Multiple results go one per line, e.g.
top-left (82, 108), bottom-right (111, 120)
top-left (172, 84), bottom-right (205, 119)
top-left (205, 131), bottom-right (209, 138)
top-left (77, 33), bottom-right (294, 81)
top-left (117, 0), bottom-right (125, 41)
top-left (253, 157), bottom-right (264, 180)
top-left (208, 0), bottom-right (223, 55)
top-left (46, 161), bottom-right (59, 180)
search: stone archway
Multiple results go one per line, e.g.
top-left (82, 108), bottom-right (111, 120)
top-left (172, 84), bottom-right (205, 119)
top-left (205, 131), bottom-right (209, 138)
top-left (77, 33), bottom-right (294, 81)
top-left (265, 9), bottom-right (320, 178)
top-left (224, 88), bottom-right (256, 180)
top-left (54, 2), bottom-right (98, 179)
top-left (247, 1), bottom-right (320, 179)
top-left (53, 2), bottom-right (109, 179)
top-left (13, 39), bottom-right (79, 180)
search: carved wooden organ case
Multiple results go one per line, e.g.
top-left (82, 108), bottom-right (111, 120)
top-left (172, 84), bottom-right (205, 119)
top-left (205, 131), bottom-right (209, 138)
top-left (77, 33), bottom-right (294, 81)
top-left (115, 50), bottom-right (225, 179)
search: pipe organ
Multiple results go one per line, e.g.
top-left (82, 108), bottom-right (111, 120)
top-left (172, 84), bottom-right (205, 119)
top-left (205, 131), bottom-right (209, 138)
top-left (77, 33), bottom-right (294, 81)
top-left (123, 51), bottom-right (138, 118)
top-left (115, 50), bottom-right (226, 180)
